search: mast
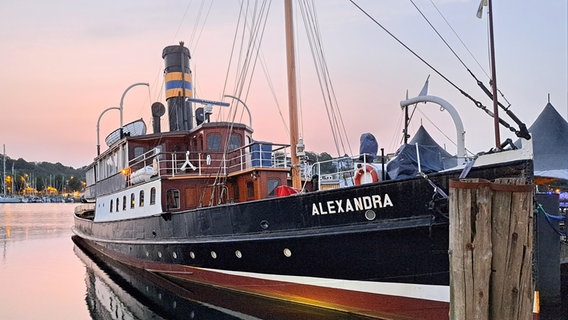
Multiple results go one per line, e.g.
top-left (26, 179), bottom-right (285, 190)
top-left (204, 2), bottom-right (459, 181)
top-left (2, 144), bottom-right (5, 197)
top-left (284, 0), bottom-right (301, 189)
top-left (11, 163), bottom-right (14, 196)
top-left (404, 104), bottom-right (409, 144)
top-left (487, 0), bottom-right (500, 148)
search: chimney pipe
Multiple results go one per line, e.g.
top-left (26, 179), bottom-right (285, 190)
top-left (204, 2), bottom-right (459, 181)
top-left (162, 42), bottom-right (192, 131)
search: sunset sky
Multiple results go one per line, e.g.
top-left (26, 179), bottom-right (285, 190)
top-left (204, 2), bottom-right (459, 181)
top-left (0, 0), bottom-right (566, 169)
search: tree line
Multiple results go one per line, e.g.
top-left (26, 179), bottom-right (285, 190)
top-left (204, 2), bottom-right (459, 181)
top-left (0, 156), bottom-right (86, 196)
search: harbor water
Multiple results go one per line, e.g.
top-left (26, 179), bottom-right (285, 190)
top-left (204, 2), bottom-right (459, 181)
top-left (0, 203), bottom-right (374, 320)
top-left (0, 203), bottom-right (88, 319)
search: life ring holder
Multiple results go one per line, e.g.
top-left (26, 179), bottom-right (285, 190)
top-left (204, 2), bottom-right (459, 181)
top-left (354, 164), bottom-right (379, 185)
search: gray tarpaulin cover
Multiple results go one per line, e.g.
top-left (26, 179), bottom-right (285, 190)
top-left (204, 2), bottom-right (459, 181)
top-left (387, 125), bottom-right (456, 180)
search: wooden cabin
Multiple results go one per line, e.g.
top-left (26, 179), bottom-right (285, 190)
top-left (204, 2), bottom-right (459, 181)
top-left (84, 121), bottom-right (293, 214)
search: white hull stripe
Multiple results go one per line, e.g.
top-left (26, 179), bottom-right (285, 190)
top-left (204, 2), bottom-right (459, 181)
top-left (194, 266), bottom-right (450, 302)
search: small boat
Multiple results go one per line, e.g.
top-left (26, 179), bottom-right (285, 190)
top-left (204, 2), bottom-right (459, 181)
top-left (73, 2), bottom-right (534, 319)
top-left (0, 196), bottom-right (21, 203)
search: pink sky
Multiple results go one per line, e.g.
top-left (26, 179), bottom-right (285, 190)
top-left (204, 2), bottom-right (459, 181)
top-left (0, 0), bottom-right (566, 169)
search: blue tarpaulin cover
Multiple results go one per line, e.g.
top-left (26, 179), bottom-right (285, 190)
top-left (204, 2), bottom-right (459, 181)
top-left (359, 133), bottom-right (378, 162)
top-left (387, 125), bottom-right (454, 180)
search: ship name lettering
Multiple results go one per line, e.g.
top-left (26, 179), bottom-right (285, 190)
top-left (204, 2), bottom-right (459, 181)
top-left (311, 194), bottom-right (393, 215)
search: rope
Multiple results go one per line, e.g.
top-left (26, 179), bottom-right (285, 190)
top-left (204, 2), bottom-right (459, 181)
top-left (349, 0), bottom-right (528, 139)
top-left (536, 202), bottom-right (567, 237)
top-left (299, 0), bottom-right (352, 156)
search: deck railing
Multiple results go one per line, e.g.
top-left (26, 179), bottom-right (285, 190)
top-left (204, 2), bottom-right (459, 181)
top-left (123, 143), bottom-right (390, 191)
top-left (125, 142), bottom-right (292, 185)
top-left (85, 143), bottom-right (387, 197)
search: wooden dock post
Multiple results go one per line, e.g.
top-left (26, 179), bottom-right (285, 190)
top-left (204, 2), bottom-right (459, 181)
top-left (449, 178), bottom-right (534, 320)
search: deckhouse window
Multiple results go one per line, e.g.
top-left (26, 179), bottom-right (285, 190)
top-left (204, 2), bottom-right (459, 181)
top-left (150, 187), bottom-right (156, 205)
top-left (207, 133), bottom-right (222, 151)
top-left (166, 189), bottom-right (180, 210)
top-left (267, 178), bottom-right (280, 197)
top-left (233, 184), bottom-right (239, 202)
top-left (139, 190), bottom-right (144, 207)
top-left (110, 199), bottom-right (114, 213)
top-left (116, 198), bottom-right (119, 212)
top-left (130, 193), bottom-right (135, 209)
top-left (134, 146), bottom-right (145, 158)
top-left (228, 133), bottom-right (242, 151)
top-left (246, 182), bottom-right (254, 200)
top-left (122, 195), bottom-right (127, 211)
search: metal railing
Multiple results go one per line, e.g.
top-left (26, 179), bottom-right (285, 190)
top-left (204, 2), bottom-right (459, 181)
top-left (124, 143), bottom-right (391, 191)
top-left (307, 154), bottom-right (388, 190)
top-left (125, 142), bottom-right (292, 185)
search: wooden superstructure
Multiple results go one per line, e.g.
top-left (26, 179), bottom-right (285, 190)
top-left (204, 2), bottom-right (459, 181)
top-left (84, 121), bottom-right (292, 218)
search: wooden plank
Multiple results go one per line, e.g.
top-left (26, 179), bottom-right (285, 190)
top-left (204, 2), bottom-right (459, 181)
top-left (491, 178), bottom-right (533, 320)
top-left (450, 178), bottom-right (491, 320)
top-left (490, 178), bottom-right (513, 318)
top-left (450, 178), bottom-right (533, 320)
top-left (463, 184), bottom-right (474, 319)
top-left (472, 184), bottom-right (491, 320)
top-left (449, 179), bottom-right (467, 319)
top-left (508, 179), bottom-right (533, 320)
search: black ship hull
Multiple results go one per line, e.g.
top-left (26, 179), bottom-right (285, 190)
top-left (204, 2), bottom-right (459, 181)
top-left (73, 158), bottom-right (532, 319)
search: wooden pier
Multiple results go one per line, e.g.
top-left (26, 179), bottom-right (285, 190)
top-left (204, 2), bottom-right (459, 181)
top-left (449, 178), bottom-right (534, 320)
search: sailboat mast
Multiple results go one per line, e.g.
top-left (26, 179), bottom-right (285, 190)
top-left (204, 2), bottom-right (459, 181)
top-left (488, 0), bottom-right (501, 148)
top-left (284, 0), bottom-right (301, 189)
top-left (2, 144), bottom-right (5, 197)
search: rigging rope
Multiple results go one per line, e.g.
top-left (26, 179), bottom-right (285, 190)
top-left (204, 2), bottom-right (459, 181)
top-left (425, 0), bottom-right (512, 112)
top-left (536, 202), bottom-right (568, 237)
top-left (414, 108), bottom-right (475, 156)
top-left (299, 0), bottom-right (352, 156)
top-left (412, 0), bottom-right (521, 137)
top-left (349, 0), bottom-right (530, 140)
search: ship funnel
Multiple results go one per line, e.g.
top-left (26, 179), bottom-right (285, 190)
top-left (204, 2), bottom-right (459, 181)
top-left (151, 102), bottom-right (165, 133)
top-left (162, 42), bottom-right (192, 131)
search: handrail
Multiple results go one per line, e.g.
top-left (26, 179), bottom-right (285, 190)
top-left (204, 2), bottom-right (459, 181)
top-left (123, 142), bottom-right (294, 185)
top-left (310, 156), bottom-right (354, 190)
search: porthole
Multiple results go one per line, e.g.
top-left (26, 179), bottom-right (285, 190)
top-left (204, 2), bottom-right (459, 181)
top-left (158, 251), bottom-right (162, 258)
top-left (211, 251), bottom-right (217, 259)
top-left (172, 252), bottom-right (178, 259)
top-left (283, 248), bottom-right (292, 257)
top-left (145, 251), bottom-right (150, 257)
top-left (189, 251), bottom-right (195, 259)
top-left (235, 250), bottom-right (242, 258)
top-left (365, 210), bottom-right (376, 221)
top-left (260, 220), bottom-right (269, 230)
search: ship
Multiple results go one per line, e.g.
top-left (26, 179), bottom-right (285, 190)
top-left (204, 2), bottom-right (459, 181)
top-left (72, 2), bottom-right (534, 318)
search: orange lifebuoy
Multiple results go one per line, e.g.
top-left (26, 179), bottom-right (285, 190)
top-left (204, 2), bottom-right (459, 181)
top-left (354, 164), bottom-right (379, 185)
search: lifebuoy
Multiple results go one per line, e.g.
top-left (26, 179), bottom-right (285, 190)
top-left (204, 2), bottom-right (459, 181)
top-left (354, 164), bottom-right (379, 185)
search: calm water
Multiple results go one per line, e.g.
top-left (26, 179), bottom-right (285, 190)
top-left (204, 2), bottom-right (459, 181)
top-left (0, 203), bottom-right (373, 320)
top-left (0, 203), bottom-right (88, 319)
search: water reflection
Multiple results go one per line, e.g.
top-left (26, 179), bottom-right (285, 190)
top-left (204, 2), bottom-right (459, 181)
top-left (0, 203), bottom-right (75, 242)
top-left (0, 204), bottom-right (89, 319)
top-left (0, 203), bottom-right (76, 265)
top-left (73, 237), bottom-right (374, 320)
top-left (0, 203), bottom-right (372, 319)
